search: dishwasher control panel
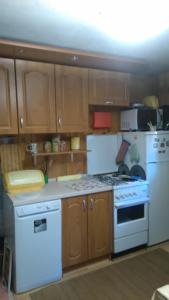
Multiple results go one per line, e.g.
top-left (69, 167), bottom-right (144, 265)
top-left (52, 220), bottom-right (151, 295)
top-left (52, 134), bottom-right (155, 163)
top-left (15, 199), bottom-right (61, 217)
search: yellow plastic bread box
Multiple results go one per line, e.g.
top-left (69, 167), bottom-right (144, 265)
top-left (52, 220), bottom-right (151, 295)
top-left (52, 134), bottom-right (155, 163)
top-left (143, 96), bottom-right (159, 109)
top-left (4, 170), bottom-right (45, 194)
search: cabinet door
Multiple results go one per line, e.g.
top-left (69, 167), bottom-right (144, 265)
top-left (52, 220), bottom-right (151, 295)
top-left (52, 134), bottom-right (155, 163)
top-left (0, 58), bottom-right (18, 134)
top-left (88, 192), bottom-right (112, 259)
top-left (89, 69), bottom-right (130, 106)
top-left (55, 65), bottom-right (88, 133)
top-left (62, 196), bottom-right (88, 268)
top-left (16, 60), bottom-right (56, 133)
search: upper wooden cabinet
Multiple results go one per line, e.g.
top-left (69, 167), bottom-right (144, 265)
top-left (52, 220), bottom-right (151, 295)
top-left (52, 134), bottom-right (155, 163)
top-left (89, 69), bottom-right (130, 106)
top-left (15, 60), bottom-right (56, 133)
top-left (0, 58), bottom-right (132, 135)
top-left (62, 191), bottom-right (112, 269)
top-left (0, 58), bottom-right (18, 134)
top-left (55, 65), bottom-right (88, 133)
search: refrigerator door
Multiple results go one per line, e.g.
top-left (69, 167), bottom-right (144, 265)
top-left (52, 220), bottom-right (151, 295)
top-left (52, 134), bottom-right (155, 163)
top-left (118, 131), bottom-right (169, 167)
top-left (87, 135), bottom-right (118, 175)
top-left (145, 131), bottom-right (169, 163)
top-left (147, 161), bottom-right (169, 245)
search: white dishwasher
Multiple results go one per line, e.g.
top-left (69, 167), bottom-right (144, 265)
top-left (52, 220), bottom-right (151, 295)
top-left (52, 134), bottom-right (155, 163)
top-left (3, 170), bottom-right (62, 293)
top-left (13, 199), bottom-right (62, 293)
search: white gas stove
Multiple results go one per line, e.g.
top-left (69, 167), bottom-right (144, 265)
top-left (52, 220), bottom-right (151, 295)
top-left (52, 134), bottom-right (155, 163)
top-left (96, 173), bottom-right (149, 253)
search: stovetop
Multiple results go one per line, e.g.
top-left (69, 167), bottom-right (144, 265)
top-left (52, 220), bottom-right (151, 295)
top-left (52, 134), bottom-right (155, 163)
top-left (95, 173), bottom-right (140, 186)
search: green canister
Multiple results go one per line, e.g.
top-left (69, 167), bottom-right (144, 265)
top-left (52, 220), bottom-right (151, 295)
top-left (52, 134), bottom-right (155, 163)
top-left (52, 137), bottom-right (60, 152)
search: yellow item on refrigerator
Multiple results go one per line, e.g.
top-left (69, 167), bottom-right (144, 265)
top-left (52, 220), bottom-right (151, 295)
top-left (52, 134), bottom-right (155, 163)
top-left (4, 170), bottom-right (45, 194)
top-left (143, 96), bottom-right (159, 109)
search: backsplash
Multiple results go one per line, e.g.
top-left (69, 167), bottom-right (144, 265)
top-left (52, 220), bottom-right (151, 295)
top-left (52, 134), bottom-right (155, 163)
top-left (0, 144), bottom-right (21, 173)
top-left (0, 136), bottom-right (87, 176)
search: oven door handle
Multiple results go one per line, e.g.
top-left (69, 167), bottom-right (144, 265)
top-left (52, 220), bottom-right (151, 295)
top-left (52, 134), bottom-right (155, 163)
top-left (114, 198), bottom-right (150, 209)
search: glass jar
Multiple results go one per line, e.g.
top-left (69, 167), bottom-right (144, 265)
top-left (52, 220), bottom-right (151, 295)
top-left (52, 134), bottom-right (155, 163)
top-left (52, 137), bottom-right (60, 152)
top-left (71, 137), bottom-right (80, 150)
top-left (44, 141), bottom-right (52, 153)
top-left (60, 140), bottom-right (67, 152)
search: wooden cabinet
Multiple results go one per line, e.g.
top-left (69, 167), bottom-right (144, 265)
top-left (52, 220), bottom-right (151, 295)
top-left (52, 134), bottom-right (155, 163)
top-left (0, 58), bottom-right (18, 134)
top-left (62, 191), bottom-right (112, 268)
top-left (87, 192), bottom-right (112, 259)
top-left (16, 60), bottom-right (56, 133)
top-left (55, 65), bottom-right (88, 133)
top-left (62, 196), bottom-right (88, 267)
top-left (89, 69), bottom-right (130, 106)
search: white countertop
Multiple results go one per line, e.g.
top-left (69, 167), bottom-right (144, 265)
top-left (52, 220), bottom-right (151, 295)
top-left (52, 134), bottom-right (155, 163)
top-left (8, 176), bottom-right (112, 206)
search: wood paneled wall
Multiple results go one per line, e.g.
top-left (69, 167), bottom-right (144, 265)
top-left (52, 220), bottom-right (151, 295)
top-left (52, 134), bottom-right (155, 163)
top-left (88, 106), bottom-right (120, 134)
top-left (0, 135), bottom-right (86, 177)
top-left (157, 72), bottom-right (169, 105)
top-left (130, 74), bottom-right (158, 104)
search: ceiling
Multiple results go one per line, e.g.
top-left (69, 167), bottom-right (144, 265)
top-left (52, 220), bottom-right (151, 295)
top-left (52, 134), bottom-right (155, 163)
top-left (1, 0), bottom-right (169, 74)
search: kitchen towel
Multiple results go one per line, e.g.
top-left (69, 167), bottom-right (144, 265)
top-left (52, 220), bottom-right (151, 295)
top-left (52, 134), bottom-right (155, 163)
top-left (116, 139), bottom-right (130, 164)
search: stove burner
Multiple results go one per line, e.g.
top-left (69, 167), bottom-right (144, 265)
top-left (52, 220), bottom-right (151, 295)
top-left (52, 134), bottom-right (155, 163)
top-left (96, 173), bottom-right (138, 186)
top-left (96, 174), bottom-right (125, 186)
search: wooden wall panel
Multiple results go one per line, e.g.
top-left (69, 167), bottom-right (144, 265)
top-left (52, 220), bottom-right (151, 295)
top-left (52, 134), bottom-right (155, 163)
top-left (130, 74), bottom-right (158, 104)
top-left (157, 72), bottom-right (169, 105)
top-left (0, 144), bottom-right (21, 173)
top-left (88, 106), bottom-right (120, 134)
top-left (0, 135), bottom-right (86, 177)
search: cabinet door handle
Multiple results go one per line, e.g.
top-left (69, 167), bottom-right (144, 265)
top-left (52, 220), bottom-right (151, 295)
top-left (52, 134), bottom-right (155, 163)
top-left (82, 199), bottom-right (87, 211)
top-left (89, 198), bottom-right (94, 209)
top-left (105, 101), bottom-right (113, 104)
top-left (58, 117), bottom-right (61, 126)
top-left (20, 117), bottom-right (24, 128)
top-left (124, 85), bottom-right (127, 99)
top-left (105, 97), bottom-right (113, 104)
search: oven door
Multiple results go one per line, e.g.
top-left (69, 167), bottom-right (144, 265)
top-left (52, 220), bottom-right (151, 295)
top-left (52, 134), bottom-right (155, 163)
top-left (114, 199), bottom-right (149, 239)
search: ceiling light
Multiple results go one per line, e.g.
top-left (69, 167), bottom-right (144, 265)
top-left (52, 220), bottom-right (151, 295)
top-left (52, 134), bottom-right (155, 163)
top-left (46, 0), bottom-right (169, 43)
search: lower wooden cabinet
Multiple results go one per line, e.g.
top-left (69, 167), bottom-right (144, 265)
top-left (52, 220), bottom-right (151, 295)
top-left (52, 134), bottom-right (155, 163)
top-left (62, 191), bottom-right (112, 268)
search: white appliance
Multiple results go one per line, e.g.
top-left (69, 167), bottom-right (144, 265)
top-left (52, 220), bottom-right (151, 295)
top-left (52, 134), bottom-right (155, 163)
top-left (4, 196), bottom-right (62, 293)
top-left (114, 181), bottom-right (149, 253)
top-left (120, 108), bottom-right (163, 131)
top-left (3, 170), bottom-right (62, 293)
top-left (97, 174), bottom-right (149, 253)
top-left (118, 131), bottom-right (169, 246)
top-left (87, 134), bottom-right (118, 175)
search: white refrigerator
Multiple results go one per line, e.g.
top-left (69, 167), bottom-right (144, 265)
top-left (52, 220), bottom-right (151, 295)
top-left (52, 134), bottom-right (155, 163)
top-left (118, 131), bottom-right (169, 246)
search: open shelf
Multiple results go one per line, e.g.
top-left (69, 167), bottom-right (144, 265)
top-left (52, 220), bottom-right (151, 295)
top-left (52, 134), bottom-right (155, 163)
top-left (32, 150), bottom-right (89, 156)
top-left (31, 150), bottom-right (90, 165)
